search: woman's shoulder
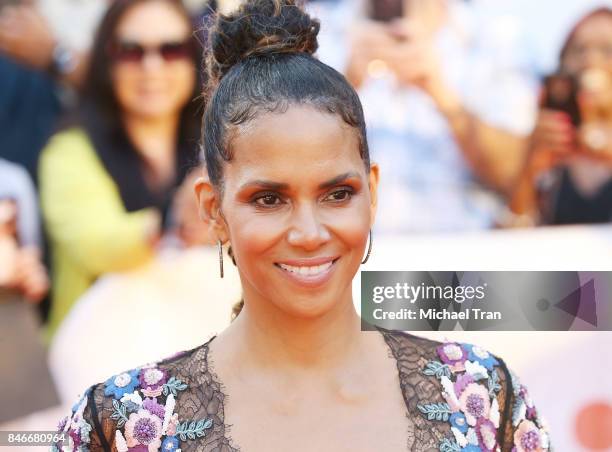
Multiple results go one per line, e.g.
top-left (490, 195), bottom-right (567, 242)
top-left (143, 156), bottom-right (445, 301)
top-left (376, 327), bottom-right (552, 451)
top-left (52, 336), bottom-right (234, 451)
top-left (42, 127), bottom-right (94, 155)
top-left (39, 127), bottom-right (100, 176)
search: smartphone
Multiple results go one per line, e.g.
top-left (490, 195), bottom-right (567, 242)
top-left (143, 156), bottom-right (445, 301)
top-left (542, 72), bottom-right (581, 126)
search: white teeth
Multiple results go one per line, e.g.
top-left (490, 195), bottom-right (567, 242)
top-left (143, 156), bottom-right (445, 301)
top-left (278, 261), bottom-right (333, 276)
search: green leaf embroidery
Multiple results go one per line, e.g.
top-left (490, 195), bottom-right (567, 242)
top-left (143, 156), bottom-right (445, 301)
top-left (439, 437), bottom-right (461, 452)
top-left (110, 399), bottom-right (128, 428)
top-left (176, 417), bottom-right (214, 441)
top-left (163, 376), bottom-right (189, 396)
top-left (422, 360), bottom-right (452, 379)
top-left (417, 402), bottom-right (452, 422)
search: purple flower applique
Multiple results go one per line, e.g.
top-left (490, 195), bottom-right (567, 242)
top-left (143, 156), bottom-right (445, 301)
top-left (454, 373), bottom-right (475, 398)
top-left (139, 367), bottom-right (168, 398)
top-left (458, 382), bottom-right (491, 426)
top-left (124, 409), bottom-right (163, 452)
top-left (513, 419), bottom-right (546, 452)
top-left (475, 417), bottom-right (498, 451)
top-left (142, 397), bottom-right (165, 420)
top-left (437, 342), bottom-right (468, 372)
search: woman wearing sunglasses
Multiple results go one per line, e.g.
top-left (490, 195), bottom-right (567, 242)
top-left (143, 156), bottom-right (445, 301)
top-left (38, 0), bottom-right (204, 341)
top-left (53, 1), bottom-right (551, 451)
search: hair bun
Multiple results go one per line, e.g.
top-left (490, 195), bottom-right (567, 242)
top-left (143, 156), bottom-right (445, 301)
top-left (207, 0), bottom-right (320, 82)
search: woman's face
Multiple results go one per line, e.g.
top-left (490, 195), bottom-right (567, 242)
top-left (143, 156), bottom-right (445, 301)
top-left (562, 13), bottom-right (612, 76)
top-left (199, 106), bottom-right (379, 319)
top-left (110, 0), bottom-right (196, 119)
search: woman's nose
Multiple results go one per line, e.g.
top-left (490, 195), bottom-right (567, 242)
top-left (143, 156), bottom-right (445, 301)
top-left (141, 51), bottom-right (165, 71)
top-left (582, 47), bottom-right (609, 71)
top-left (286, 203), bottom-right (331, 250)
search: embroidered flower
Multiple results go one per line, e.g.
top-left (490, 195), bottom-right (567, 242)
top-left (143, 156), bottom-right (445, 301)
top-left (166, 413), bottom-right (179, 436)
top-left (441, 375), bottom-right (461, 411)
top-left (124, 409), bottom-right (163, 452)
top-left (121, 391), bottom-right (144, 412)
top-left (458, 383), bottom-right (490, 426)
top-left (79, 419), bottom-right (92, 444)
top-left (437, 343), bottom-right (468, 371)
top-left (464, 360), bottom-right (489, 381)
top-left (475, 418), bottom-right (497, 451)
top-left (514, 420), bottom-right (545, 452)
top-left (139, 368), bottom-right (168, 397)
top-left (105, 370), bottom-right (140, 400)
top-left (450, 412), bottom-right (469, 433)
top-left (464, 344), bottom-right (499, 371)
top-left (489, 397), bottom-right (500, 429)
top-left (162, 394), bottom-right (176, 435)
top-left (142, 397), bottom-right (165, 419)
top-left (57, 416), bottom-right (68, 433)
top-left (115, 430), bottom-right (129, 452)
top-left (454, 373), bottom-right (475, 397)
top-left (68, 426), bottom-right (82, 449)
top-left (461, 445), bottom-right (481, 452)
top-left (465, 428), bottom-right (479, 446)
top-left (61, 390), bottom-right (93, 451)
top-left (161, 435), bottom-right (180, 451)
top-left (517, 385), bottom-right (539, 421)
top-left (127, 446), bottom-right (149, 452)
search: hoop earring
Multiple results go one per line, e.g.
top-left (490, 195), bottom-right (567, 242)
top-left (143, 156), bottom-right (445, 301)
top-left (218, 239), bottom-right (224, 278)
top-left (361, 229), bottom-right (372, 265)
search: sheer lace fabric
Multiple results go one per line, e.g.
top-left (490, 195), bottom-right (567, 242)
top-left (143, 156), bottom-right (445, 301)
top-left (52, 327), bottom-right (549, 452)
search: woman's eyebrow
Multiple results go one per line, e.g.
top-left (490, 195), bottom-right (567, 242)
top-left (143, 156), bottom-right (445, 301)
top-left (239, 172), bottom-right (360, 192)
top-left (318, 172), bottom-right (360, 189)
top-left (239, 180), bottom-right (288, 191)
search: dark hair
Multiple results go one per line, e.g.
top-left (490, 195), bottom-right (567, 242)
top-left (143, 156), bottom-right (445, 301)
top-left (201, 0), bottom-right (370, 196)
top-left (559, 7), bottom-right (612, 69)
top-left (77, 0), bottom-right (205, 213)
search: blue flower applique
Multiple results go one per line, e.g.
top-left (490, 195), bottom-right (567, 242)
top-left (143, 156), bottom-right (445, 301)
top-left (104, 369), bottom-right (140, 400)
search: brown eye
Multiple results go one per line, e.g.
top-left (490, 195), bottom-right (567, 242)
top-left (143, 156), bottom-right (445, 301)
top-left (325, 188), bottom-right (354, 202)
top-left (253, 193), bottom-right (282, 207)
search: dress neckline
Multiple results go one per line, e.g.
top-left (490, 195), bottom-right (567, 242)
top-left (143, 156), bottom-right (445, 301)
top-left (201, 326), bottom-right (404, 452)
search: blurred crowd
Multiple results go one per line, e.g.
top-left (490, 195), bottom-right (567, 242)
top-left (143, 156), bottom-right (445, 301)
top-left (1, 0), bottom-right (612, 422)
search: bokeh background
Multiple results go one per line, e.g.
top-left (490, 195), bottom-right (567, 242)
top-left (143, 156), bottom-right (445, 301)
top-left (1, 0), bottom-right (611, 450)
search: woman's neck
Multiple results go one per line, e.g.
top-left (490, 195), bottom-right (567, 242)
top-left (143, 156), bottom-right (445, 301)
top-left (218, 290), bottom-right (364, 375)
top-left (123, 112), bottom-right (180, 156)
top-left (122, 112), bottom-right (180, 189)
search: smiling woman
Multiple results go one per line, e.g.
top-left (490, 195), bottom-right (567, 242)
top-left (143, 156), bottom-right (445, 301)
top-left (53, 1), bottom-right (551, 451)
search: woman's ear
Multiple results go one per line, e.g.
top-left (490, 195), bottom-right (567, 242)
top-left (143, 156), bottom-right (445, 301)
top-left (194, 172), bottom-right (229, 243)
top-left (368, 162), bottom-right (380, 229)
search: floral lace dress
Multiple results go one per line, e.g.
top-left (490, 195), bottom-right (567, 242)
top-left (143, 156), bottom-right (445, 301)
top-left (51, 327), bottom-right (551, 452)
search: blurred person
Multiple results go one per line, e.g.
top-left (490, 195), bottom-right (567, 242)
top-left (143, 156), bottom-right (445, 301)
top-left (337, 0), bottom-right (537, 232)
top-left (510, 7), bottom-right (612, 226)
top-left (0, 158), bottom-right (49, 302)
top-left (0, 0), bottom-right (90, 180)
top-left (38, 0), bottom-right (204, 341)
top-left (0, 159), bottom-right (57, 423)
top-left (54, 2), bottom-right (550, 451)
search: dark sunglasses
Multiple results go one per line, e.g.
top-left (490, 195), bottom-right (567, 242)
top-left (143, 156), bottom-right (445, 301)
top-left (108, 39), bottom-right (194, 63)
